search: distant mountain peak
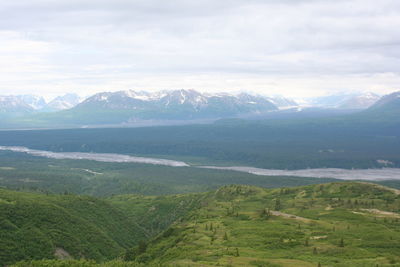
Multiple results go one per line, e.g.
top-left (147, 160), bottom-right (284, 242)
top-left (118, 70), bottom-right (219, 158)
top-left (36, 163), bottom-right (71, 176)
top-left (16, 95), bottom-right (47, 110)
top-left (368, 91), bottom-right (400, 110)
top-left (0, 95), bottom-right (34, 114)
top-left (74, 89), bottom-right (279, 121)
top-left (44, 93), bottom-right (82, 111)
top-left (307, 92), bottom-right (380, 110)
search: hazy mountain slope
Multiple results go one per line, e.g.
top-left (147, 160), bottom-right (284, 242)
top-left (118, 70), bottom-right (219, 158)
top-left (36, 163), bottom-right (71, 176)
top-left (366, 91), bottom-right (400, 114)
top-left (15, 95), bottom-right (47, 110)
top-left (0, 96), bottom-right (34, 115)
top-left (308, 92), bottom-right (380, 109)
top-left (266, 95), bottom-right (298, 109)
top-left (0, 93), bottom-right (81, 115)
top-left (338, 92), bottom-right (380, 109)
top-left (43, 93), bottom-right (81, 111)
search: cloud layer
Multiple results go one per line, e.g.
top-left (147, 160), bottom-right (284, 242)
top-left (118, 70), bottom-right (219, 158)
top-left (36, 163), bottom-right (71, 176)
top-left (0, 0), bottom-right (399, 97)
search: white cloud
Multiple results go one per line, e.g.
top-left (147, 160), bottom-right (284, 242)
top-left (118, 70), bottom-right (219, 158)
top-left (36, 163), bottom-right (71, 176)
top-left (0, 0), bottom-right (399, 97)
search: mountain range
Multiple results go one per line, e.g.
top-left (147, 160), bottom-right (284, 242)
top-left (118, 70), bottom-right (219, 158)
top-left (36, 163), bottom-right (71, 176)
top-left (0, 89), bottom-right (398, 128)
top-left (74, 89), bottom-right (280, 120)
top-left (0, 93), bottom-right (81, 115)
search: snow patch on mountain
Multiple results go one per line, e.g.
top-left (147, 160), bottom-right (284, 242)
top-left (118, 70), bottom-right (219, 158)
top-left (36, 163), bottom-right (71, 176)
top-left (16, 95), bottom-right (47, 110)
top-left (45, 93), bottom-right (82, 111)
top-left (0, 95), bottom-right (35, 113)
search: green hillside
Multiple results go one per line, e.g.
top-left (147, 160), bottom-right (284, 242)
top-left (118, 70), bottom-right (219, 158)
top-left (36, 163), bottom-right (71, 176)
top-left (127, 182), bottom-right (400, 267)
top-left (6, 182), bottom-right (400, 267)
top-left (0, 188), bottom-right (143, 265)
top-left (0, 189), bottom-right (201, 266)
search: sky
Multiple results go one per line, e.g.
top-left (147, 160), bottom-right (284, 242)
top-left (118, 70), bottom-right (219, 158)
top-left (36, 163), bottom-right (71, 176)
top-left (0, 0), bottom-right (399, 99)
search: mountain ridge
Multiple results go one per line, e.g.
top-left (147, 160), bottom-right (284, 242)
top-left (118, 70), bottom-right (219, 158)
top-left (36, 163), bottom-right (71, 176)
top-left (1, 90), bottom-right (400, 129)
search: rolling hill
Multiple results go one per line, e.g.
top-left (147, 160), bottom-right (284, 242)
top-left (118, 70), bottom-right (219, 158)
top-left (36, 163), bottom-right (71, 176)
top-left (7, 182), bottom-right (400, 267)
top-left (121, 182), bottom-right (400, 266)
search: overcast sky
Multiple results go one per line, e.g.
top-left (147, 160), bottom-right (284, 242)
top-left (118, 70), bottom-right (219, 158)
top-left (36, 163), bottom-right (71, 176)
top-left (0, 0), bottom-right (399, 98)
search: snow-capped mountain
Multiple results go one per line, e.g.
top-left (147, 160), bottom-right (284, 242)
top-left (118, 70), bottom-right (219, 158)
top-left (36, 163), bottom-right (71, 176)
top-left (159, 89), bottom-right (208, 108)
top-left (0, 94), bottom-right (48, 114)
top-left (0, 93), bottom-right (82, 115)
top-left (265, 96), bottom-right (298, 109)
top-left (16, 95), bottom-right (47, 110)
top-left (0, 96), bottom-right (34, 114)
top-left (44, 93), bottom-right (82, 111)
top-left (75, 89), bottom-right (278, 120)
top-left (307, 92), bottom-right (380, 109)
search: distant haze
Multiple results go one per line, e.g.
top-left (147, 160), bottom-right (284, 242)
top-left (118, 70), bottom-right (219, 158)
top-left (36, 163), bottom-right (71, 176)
top-left (0, 0), bottom-right (399, 98)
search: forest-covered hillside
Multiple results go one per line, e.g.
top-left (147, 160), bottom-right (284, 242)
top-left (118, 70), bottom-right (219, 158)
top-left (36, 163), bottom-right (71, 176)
top-left (0, 188), bottom-right (202, 266)
top-left (4, 182), bottom-right (400, 267)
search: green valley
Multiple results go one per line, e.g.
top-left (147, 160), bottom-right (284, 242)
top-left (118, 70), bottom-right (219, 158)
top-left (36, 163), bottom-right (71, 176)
top-left (0, 151), bottom-right (344, 196)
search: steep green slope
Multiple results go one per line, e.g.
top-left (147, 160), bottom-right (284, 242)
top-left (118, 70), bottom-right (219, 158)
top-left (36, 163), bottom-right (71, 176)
top-left (108, 193), bottom-right (206, 238)
top-left (0, 188), bottom-right (203, 266)
top-left (132, 182), bottom-right (400, 266)
top-left (0, 189), bottom-right (145, 266)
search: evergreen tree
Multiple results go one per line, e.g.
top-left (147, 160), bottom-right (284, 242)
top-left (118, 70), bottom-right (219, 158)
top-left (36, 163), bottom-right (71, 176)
top-left (274, 199), bottom-right (281, 211)
top-left (235, 248), bottom-right (240, 257)
top-left (339, 238), bottom-right (345, 247)
top-left (224, 232), bottom-right (228, 241)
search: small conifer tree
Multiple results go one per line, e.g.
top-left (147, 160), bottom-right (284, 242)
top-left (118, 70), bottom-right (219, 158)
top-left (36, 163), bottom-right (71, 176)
top-left (339, 238), bottom-right (345, 247)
